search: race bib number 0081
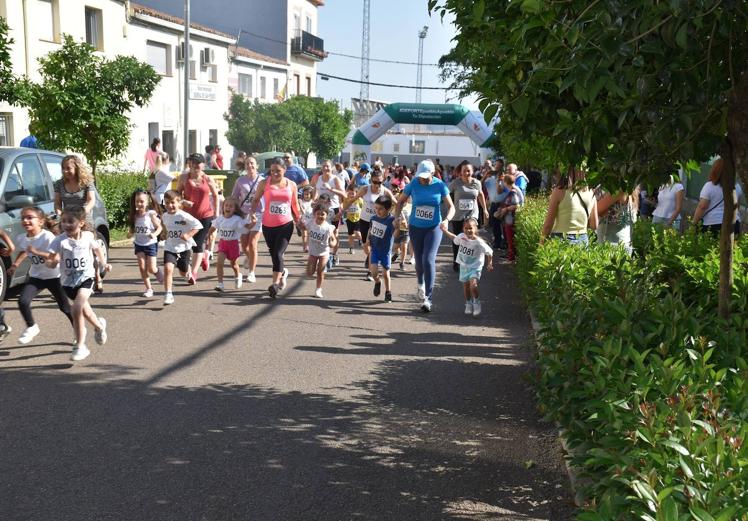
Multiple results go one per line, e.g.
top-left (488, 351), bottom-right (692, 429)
top-left (415, 206), bottom-right (435, 221)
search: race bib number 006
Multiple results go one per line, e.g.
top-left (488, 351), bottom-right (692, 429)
top-left (415, 206), bottom-right (435, 221)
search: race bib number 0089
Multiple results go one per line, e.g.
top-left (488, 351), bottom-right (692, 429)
top-left (415, 206), bottom-right (435, 221)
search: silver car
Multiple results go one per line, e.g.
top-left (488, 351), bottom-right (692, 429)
top-left (0, 147), bottom-right (110, 301)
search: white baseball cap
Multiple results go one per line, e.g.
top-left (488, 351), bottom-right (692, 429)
top-left (416, 160), bottom-right (435, 179)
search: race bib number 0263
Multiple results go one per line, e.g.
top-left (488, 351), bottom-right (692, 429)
top-left (269, 202), bottom-right (290, 215)
top-left (415, 206), bottom-right (435, 221)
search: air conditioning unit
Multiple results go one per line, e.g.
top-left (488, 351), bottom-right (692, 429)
top-left (201, 47), bottom-right (215, 65)
top-left (177, 42), bottom-right (193, 63)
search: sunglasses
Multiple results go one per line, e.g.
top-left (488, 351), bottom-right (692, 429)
top-left (371, 181), bottom-right (382, 185)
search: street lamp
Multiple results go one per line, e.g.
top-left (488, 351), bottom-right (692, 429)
top-left (183, 0), bottom-right (190, 163)
top-left (416, 25), bottom-right (428, 104)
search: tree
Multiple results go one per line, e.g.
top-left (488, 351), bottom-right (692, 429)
top-left (225, 94), bottom-right (351, 163)
top-left (16, 35), bottom-right (159, 177)
top-left (432, 0), bottom-right (748, 317)
top-left (0, 16), bottom-right (18, 104)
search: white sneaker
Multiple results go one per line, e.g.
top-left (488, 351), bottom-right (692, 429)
top-left (409, 257), bottom-right (416, 265)
top-left (421, 298), bottom-right (433, 312)
top-left (314, 288), bottom-right (324, 298)
top-left (464, 301), bottom-right (474, 315)
top-left (333, 255), bottom-right (340, 266)
top-left (472, 300), bottom-right (482, 317)
top-left (215, 282), bottom-right (225, 292)
top-left (417, 283), bottom-right (426, 300)
top-left (0, 325), bottom-right (12, 342)
top-left (94, 318), bottom-right (107, 345)
top-left (71, 345), bottom-right (91, 361)
top-left (143, 288), bottom-right (154, 298)
top-left (235, 273), bottom-right (243, 289)
top-left (18, 324), bottom-right (40, 344)
top-left (247, 271), bottom-right (256, 283)
top-left (279, 268), bottom-right (289, 290)
top-left (164, 292), bottom-right (175, 305)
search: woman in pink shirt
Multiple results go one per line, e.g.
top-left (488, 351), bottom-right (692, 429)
top-left (250, 160), bottom-right (301, 298)
top-left (143, 138), bottom-right (161, 173)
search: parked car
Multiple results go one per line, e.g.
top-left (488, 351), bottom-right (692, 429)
top-left (0, 147), bottom-right (110, 301)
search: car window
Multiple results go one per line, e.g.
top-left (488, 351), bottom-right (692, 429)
top-left (6, 155), bottom-right (51, 203)
top-left (42, 154), bottom-right (63, 182)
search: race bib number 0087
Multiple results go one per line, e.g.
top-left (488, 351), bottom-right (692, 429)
top-left (415, 206), bottom-right (435, 221)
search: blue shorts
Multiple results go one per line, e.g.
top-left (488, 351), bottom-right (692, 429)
top-left (370, 249), bottom-right (392, 270)
top-left (134, 243), bottom-right (158, 257)
top-left (459, 265), bottom-right (482, 283)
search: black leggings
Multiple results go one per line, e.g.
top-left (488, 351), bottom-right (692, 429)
top-left (262, 221), bottom-right (294, 273)
top-left (19, 277), bottom-right (74, 328)
top-left (359, 220), bottom-right (371, 243)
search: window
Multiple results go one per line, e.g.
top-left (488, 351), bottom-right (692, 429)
top-left (6, 155), bottom-right (51, 204)
top-left (188, 130), bottom-right (197, 154)
top-left (41, 154), bottom-right (62, 182)
top-left (209, 64), bottom-right (217, 83)
top-left (393, 143), bottom-right (400, 153)
top-left (84, 6), bottom-right (103, 50)
top-left (146, 41), bottom-right (171, 76)
top-left (238, 73), bottom-right (253, 98)
top-left (260, 76), bottom-right (266, 99)
top-left (161, 131), bottom-right (175, 163)
top-left (306, 77), bottom-right (311, 96)
top-left (36, 0), bottom-right (59, 42)
top-left (273, 78), bottom-right (279, 99)
top-left (0, 114), bottom-right (12, 146)
top-left (294, 74), bottom-right (300, 96)
top-left (306, 16), bottom-right (312, 33)
top-left (409, 140), bottom-right (425, 154)
top-left (189, 60), bottom-right (196, 80)
top-left (293, 14), bottom-right (300, 32)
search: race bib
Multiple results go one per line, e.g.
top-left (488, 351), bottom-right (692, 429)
top-left (30, 254), bottom-right (45, 265)
top-left (414, 205), bottom-right (435, 222)
top-left (347, 206), bottom-right (360, 215)
top-left (364, 206), bottom-right (375, 216)
top-left (219, 228), bottom-right (235, 239)
top-left (369, 221), bottom-right (387, 239)
top-left (458, 199), bottom-right (475, 211)
top-left (64, 256), bottom-right (88, 271)
top-left (269, 201), bottom-right (290, 216)
top-left (134, 225), bottom-right (151, 235)
top-left (167, 230), bottom-right (181, 239)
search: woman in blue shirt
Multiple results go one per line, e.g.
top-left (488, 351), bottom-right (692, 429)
top-left (394, 160), bottom-right (455, 312)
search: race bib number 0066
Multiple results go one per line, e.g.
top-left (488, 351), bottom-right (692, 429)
top-left (415, 206), bottom-right (435, 221)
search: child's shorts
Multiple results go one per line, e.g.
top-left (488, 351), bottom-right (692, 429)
top-left (394, 231), bottom-right (409, 245)
top-left (459, 265), bottom-right (482, 283)
top-left (243, 213), bottom-right (262, 234)
top-left (218, 239), bottom-right (241, 261)
top-left (370, 249), bottom-right (391, 270)
top-left (134, 243), bottom-right (158, 257)
top-left (164, 250), bottom-right (191, 273)
top-left (64, 278), bottom-right (95, 300)
top-left (346, 219), bottom-right (359, 235)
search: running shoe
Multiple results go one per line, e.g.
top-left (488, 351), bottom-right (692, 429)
top-left (143, 288), bottom-right (154, 298)
top-left (0, 324), bottom-right (11, 342)
top-left (268, 284), bottom-right (278, 298)
top-left (18, 324), bottom-right (40, 345)
top-left (399, 261), bottom-right (405, 271)
top-left (472, 300), bottom-right (482, 317)
top-left (71, 345), bottom-right (91, 361)
top-left (417, 283), bottom-right (426, 300)
top-left (384, 291), bottom-right (392, 302)
top-left (235, 273), bottom-right (243, 289)
top-left (391, 252), bottom-right (399, 263)
top-left (421, 298), bottom-right (433, 312)
top-left (279, 268), bottom-right (289, 290)
top-left (164, 292), bottom-right (175, 305)
top-left (348, 247), bottom-right (354, 254)
top-left (373, 280), bottom-right (381, 297)
top-left (333, 255), bottom-right (340, 266)
top-left (409, 257), bottom-right (416, 265)
top-left (464, 301), bottom-right (474, 315)
top-left (201, 254), bottom-right (209, 272)
top-left (187, 273), bottom-right (196, 285)
top-left (247, 272), bottom-right (256, 283)
top-left (314, 288), bottom-right (324, 298)
top-left (155, 269), bottom-right (164, 283)
top-left (94, 318), bottom-right (107, 345)
top-left (215, 282), bottom-right (225, 292)
top-left (364, 273), bottom-right (374, 282)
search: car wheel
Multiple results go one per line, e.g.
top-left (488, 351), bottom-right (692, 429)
top-left (96, 230), bottom-right (109, 279)
top-left (0, 259), bottom-right (7, 303)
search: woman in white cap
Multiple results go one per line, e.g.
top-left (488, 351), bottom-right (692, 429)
top-left (394, 160), bottom-right (455, 312)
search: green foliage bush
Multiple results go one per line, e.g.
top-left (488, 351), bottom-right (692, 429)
top-left (516, 197), bottom-right (748, 520)
top-left (96, 172), bottom-right (148, 229)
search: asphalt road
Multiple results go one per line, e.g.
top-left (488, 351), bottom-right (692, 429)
top-left (0, 238), bottom-right (575, 521)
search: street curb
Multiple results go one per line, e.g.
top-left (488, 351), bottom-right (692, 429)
top-left (527, 308), bottom-right (586, 508)
top-left (110, 238), bottom-right (133, 248)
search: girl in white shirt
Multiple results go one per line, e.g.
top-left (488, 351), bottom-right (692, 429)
top-left (208, 197), bottom-right (251, 292)
top-left (300, 203), bottom-right (337, 298)
top-left (127, 190), bottom-right (164, 298)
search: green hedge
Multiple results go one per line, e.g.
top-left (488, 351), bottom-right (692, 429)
top-left (515, 198), bottom-right (748, 520)
top-left (96, 172), bottom-right (149, 229)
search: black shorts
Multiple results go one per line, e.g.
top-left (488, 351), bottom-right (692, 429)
top-left (192, 217), bottom-right (214, 253)
top-left (164, 250), bottom-right (192, 273)
top-left (63, 278), bottom-right (95, 300)
top-left (346, 219), bottom-right (360, 235)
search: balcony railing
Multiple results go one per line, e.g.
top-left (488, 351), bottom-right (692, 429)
top-left (291, 29), bottom-right (327, 61)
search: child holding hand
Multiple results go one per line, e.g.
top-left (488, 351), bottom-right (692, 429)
top-left (367, 196), bottom-right (397, 302)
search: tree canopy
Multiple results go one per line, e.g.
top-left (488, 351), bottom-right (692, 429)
top-left (15, 35), bottom-right (160, 176)
top-left (0, 16), bottom-right (17, 104)
top-left (225, 94), bottom-right (352, 162)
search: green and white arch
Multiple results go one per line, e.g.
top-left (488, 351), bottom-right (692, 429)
top-left (351, 103), bottom-right (495, 162)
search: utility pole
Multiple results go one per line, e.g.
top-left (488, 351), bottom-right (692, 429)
top-left (360, 0), bottom-right (371, 102)
top-left (183, 0), bottom-right (190, 163)
top-left (416, 25), bottom-right (428, 104)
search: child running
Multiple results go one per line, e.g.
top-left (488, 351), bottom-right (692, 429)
top-left (390, 187), bottom-right (411, 270)
top-left (161, 190), bottom-right (203, 305)
top-left (299, 186), bottom-right (314, 252)
top-left (127, 189), bottom-right (164, 297)
top-left (301, 202), bottom-right (337, 298)
top-left (0, 228), bottom-right (15, 340)
top-left (209, 197), bottom-right (250, 291)
top-left (440, 217), bottom-right (493, 316)
top-left (367, 195), bottom-right (397, 302)
top-left (41, 207), bottom-right (111, 361)
top-left (342, 187), bottom-right (363, 254)
top-left (9, 207), bottom-right (73, 344)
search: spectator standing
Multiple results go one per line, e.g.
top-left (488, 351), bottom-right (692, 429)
top-left (652, 177), bottom-right (684, 230)
top-left (692, 159), bottom-right (743, 236)
top-left (143, 138), bottom-right (161, 174)
top-left (540, 167), bottom-right (598, 245)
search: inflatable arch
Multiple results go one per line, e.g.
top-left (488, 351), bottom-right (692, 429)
top-left (350, 103), bottom-right (495, 162)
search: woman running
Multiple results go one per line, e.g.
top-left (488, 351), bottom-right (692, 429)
top-left (231, 155), bottom-right (263, 282)
top-left (352, 168), bottom-right (395, 280)
top-left (249, 159), bottom-right (301, 298)
top-left (313, 160), bottom-right (346, 267)
top-left (394, 160), bottom-right (455, 312)
top-left (449, 161), bottom-right (489, 271)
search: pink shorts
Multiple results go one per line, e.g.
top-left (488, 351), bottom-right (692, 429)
top-left (217, 239), bottom-right (241, 261)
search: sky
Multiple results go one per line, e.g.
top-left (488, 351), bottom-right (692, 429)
top-left (315, 0), bottom-right (478, 111)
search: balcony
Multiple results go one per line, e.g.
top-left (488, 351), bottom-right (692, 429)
top-left (291, 30), bottom-right (327, 61)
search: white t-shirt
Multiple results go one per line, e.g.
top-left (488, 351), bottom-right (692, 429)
top-left (16, 230), bottom-right (59, 280)
top-left (49, 231), bottom-right (97, 287)
top-left (300, 200), bottom-right (314, 220)
top-left (212, 215), bottom-right (246, 242)
top-left (133, 210), bottom-right (160, 246)
top-left (162, 210), bottom-right (203, 253)
top-left (453, 233), bottom-right (493, 270)
top-left (315, 175), bottom-right (342, 209)
top-left (699, 182), bottom-right (744, 226)
top-left (304, 216), bottom-right (335, 257)
top-left (334, 169), bottom-right (350, 188)
top-left (652, 183), bottom-right (684, 220)
top-left (153, 169), bottom-right (173, 204)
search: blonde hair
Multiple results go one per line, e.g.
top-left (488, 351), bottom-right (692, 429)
top-left (62, 155), bottom-right (93, 189)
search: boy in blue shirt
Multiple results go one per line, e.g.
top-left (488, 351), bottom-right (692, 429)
top-left (367, 195), bottom-right (397, 302)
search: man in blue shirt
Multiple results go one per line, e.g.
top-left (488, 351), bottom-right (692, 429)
top-left (351, 163), bottom-right (371, 189)
top-left (507, 163), bottom-right (528, 195)
top-left (282, 153), bottom-right (309, 195)
top-left (20, 134), bottom-right (38, 148)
